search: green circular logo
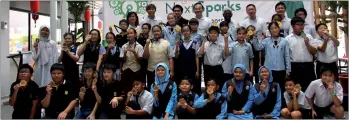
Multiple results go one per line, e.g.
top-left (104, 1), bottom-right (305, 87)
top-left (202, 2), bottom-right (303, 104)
top-left (108, 0), bottom-right (149, 18)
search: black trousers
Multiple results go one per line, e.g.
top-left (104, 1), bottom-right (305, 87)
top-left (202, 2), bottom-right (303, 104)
top-left (316, 61), bottom-right (338, 81)
top-left (314, 103), bottom-right (335, 119)
top-left (203, 65), bottom-right (224, 91)
top-left (291, 62), bottom-right (316, 91)
top-left (272, 70), bottom-right (286, 107)
top-left (146, 70), bottom-right (155, 91)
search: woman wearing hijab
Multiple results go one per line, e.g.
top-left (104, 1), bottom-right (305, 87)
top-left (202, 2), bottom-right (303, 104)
top-left (221, 64), bottom-right (256, 119)
top-left (32, 25), bottom-right (58, 87)
top-left (150, 63), bottom-right (177, 120)
top-left (252, 66), bottom-right (281, 119)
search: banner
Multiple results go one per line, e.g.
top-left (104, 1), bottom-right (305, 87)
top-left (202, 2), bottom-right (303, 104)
top-left (102, 0), bottom-right (313, 35)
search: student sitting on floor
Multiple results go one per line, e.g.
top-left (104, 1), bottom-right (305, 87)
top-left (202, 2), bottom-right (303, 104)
top-left (40, 63), bottom-right (78, 119)
top-left (76, 62), bottom-right (101, 119)
top-left (281, 76), bottom-right (311, 119)
top-left (194, 78), bottom-right (227, 119)
top-left (125, 79), bottom-right (153, 119)
top-left (150, 63), bottom-right (177, 119)
top-left (98, 64), bottom-right (126, 119)
top-left (305, 66), bottom-right (344, 119)
top-left (9, 64), bottom-right (41, 119)
top-left (175, 77), bottom-right (199, 119)
top-left (252, 66), bottom-right (281, 119)
top-left (221, 64), bottom-right (256, 119)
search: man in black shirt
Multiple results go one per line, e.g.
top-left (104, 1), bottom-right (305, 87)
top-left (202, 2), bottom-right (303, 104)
top-left (9, 64), bottom-right (40, 119)
top-left (40, 63), bottom-right (78, 119)
top-left (173, 4), bottom-right (188, 27)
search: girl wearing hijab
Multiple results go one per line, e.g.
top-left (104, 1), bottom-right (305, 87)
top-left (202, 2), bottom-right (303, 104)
top-left (150, 63), bottom-right (177, 120)
top-left (252, 66), bottom-right (281, 119)
top-left (32, 25), bottom-right (58, 87)
top-left (221, 64), bottom-right (256, 119)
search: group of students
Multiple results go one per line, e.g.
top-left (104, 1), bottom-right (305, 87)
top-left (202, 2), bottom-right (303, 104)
top-left (9, 1), bottom-right (345, 119)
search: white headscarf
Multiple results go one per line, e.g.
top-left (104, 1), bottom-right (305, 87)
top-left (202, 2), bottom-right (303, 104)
top-left (38, 25), bottom-right (51, 65)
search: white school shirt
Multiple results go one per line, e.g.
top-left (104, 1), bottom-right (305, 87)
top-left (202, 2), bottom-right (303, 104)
top-left (196, 16), bottom-right (212, 36)
top-left (305, 79), bottom-right (343, 107)
top-left (240, 17), bottom-right (268, 38)
top-left (314, 36), bottom-right (338, 63)
top-left (140, 16), bottom-right (163, 27)
top-left (284, 91), bottom-right (311, 109)
top-left (285, 33), bottom-right (317, 62)
top-left (281, 17), bottom-right (291, 36)
top-left (228, 20), bottom-right (240, 41)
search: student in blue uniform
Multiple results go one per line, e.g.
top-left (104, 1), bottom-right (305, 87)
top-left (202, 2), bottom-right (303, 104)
top-left (175, 77), bottom-right (199, 119)
top-left (230, 27), bottom-right (254, 83)
top-left (76, 62), bottom-right (101, 119)
top-left (221, 64), bottom-right (256, 119)
top-left (281, 77), bottom-right (311, 119)
top-left (194, 78), bottom-right (227, 119)
top-left (150, 63), bottom-right (177, 119)
top-left (252, 66), bottom-right (281, 119)
top-left (174, 25), bottom-right (200, 90)
top-left (40, 63), bottom-right (78, 119)
top-left (10, 64), bottom-right (40, 119)
top-left (98, 64), bottom-right (126, 119)
top-left (218, 21), bottom-right (234, 82)
top-left (163, 13), bottom-right (181, 50)
top-left (125, 79), bottom-right (153, 119)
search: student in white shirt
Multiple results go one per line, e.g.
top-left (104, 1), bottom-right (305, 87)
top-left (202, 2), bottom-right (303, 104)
top-left (240, 4), bottom-right (268, 39)
top-left (314, 23), bottom-right (340, 80)
top-left (286, 17), bottom-right (317, 91)
top-left (193, 2), bottom-right (212, 36)
top-left (289, 8), bottom-right (316, 38)
top-left (305, 67), bottom-right (344, 119)
top-left (281, 77), bottom-right (311, 119)
top-left (274, 2), bottom-right (291, 36)
top-left (140, 4), bottom-right (163, 28)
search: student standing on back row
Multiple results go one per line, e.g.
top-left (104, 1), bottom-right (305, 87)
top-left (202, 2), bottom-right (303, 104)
top-left (286, 17), bottom-right (317, 91)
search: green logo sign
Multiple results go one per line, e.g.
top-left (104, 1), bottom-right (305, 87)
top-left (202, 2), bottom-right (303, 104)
top-left (108, 0), bottom-right (149, 18)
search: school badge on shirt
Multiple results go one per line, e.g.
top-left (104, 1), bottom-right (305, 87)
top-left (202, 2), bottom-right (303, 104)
top-left (272, 88), bottom-right (275, 92)
top-left (114, 92), bottom-right (117, 97)
top-left (168, 85), bottom-right (172, 90)
top-left (65, 91), bottom-right (69, 95)
top-left (245, 85), bottom-right (250, 90)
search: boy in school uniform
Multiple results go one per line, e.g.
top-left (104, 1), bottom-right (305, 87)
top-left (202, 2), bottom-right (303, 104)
top-left (189, 18), bottom-right (204, 94)
top-left (314, 23), bottom-right (340, 80)
top-left (174, 25), bottom-right (200, 90)
top-left (281, 77), bottom-right (312, 119)
top-left (305, 67), bottom-right (344, 119)
top-left (150, 63), bottom-right (177, 119)
top-left (231, 27), bottom-right (254, 83)
top-left (103, 32), bottom-right (124, 81)
top-left (40, 63), bottom-right (78, 119)
top-left (218, 21), bottom-right (235, 81)
top-left (199, 26), bottom-right (230, 90)
top-left (98, 64), bottom-right (126, 119)
top-left (76, 62), bottom-right (101, 119)
top-left (221, 64), bottom-right (256, 119)
top-left (125, 79), bottom-right (153, 119)
top-left (194, 78), bottom-right (227, 119)
top-left (176, 77), bottom-right (199, 119)
top-left (286, 17), bottom-right (318, 91)
top-left (9, 64), bottom-right (40, 119)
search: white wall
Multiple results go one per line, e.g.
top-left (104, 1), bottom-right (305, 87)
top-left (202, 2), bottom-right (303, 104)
top-left (0, 1), bottom-right (11, 99)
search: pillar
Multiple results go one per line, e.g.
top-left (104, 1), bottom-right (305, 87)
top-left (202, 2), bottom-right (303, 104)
top-left (50, 0), bottom-right (57, 41)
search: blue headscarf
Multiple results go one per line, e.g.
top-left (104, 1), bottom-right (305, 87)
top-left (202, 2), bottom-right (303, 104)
top-left (232, 64), bottom-right (247, 94)
top-left (154, 63), bottom-right (170, 92)
top-left (258, 66), bottom-right (273, 83)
